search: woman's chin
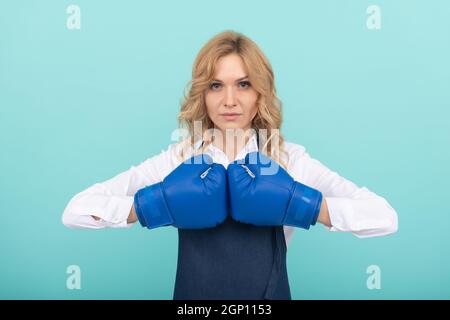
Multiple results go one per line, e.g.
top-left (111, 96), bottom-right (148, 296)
top-left (216, 121), bottom-right (251, 131)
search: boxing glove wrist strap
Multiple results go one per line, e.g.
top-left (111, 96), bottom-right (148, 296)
top-left (134, 183), bottom-right (174, 229)
top-left (284, 182), bottom-right (323, 229)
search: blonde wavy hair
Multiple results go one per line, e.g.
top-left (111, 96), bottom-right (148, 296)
top-left (176, 30), bottom-right (288, 168)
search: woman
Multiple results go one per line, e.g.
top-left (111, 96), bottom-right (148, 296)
top-left (62, 30), bottom-right (398, 300)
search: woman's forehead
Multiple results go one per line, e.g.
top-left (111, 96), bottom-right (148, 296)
top-left (214, 55), bottom-right (249, 81)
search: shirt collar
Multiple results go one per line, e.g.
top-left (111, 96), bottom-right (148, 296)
top-left (193, 130), bottom-right (259, 163)
top-left (235, 131), bottom-right (259, 160)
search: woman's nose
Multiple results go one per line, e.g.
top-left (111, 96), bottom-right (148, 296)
top-left (224, 87), bottom-right (237, 107)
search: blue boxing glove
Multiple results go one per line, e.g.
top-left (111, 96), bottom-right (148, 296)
top-left (227, 151), bottom-right (323, 229)
top-left (134, 154), bottom-right (228, 229)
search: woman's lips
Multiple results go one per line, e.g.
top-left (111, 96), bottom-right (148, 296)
top-left (221, 113), bottom-right (242, 121)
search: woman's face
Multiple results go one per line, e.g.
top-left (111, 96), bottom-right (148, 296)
top-left (205, 53), bottom-right (258, 133)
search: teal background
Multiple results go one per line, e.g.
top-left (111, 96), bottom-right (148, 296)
top-left (1, 0), bottom-right (449, 299)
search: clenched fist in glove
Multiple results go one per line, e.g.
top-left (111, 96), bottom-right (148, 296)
top-left (227, 151), bottom-right (323, 229)
top-left (134, 154), bottom-right (228, 229)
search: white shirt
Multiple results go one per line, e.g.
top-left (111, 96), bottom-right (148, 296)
top-left (61, 134), bottom-right (398, 244)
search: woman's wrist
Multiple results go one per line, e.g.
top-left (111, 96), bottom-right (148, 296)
top-left (317, 198), bottom-right (332, 227)
top-left (127, 204), bottom-right (138, 224)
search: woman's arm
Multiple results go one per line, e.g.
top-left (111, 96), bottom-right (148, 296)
top-left (287, 144), bottom-right (398, 238)
top-left (92, 204), bottom-right (137, 224)
top-left (62, 144), bottom-right (179, 229)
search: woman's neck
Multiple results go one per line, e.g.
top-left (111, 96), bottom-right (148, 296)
top-left (211, 128), bottom-right (252, 162)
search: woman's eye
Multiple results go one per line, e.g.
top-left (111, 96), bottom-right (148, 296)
top-left (209, 81), bottom-right (250, 90)
top-left (239, 81), bottom-right (251, 89)
top-left (210, 83), bottom-right (222, 90)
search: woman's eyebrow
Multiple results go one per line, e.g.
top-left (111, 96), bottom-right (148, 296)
top-left (212, 76), bottom-right (249, 83)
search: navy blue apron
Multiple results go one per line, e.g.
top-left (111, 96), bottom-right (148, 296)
top-left (173, 138), bottom-right (291, 300)
top-left (173, 217), bottom-right (291, 300)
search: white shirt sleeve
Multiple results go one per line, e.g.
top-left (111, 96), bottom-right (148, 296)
top-left (61, 143), bottom-right (180, 229)
top-left (287, 145), bottom-right (398, 238)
